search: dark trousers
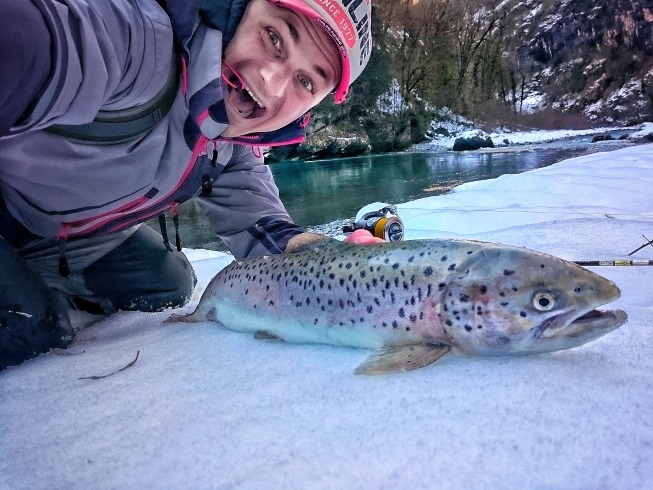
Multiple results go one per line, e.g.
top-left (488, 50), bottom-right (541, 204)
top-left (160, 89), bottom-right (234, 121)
top-left (0, 225), bottom-right (196, 370)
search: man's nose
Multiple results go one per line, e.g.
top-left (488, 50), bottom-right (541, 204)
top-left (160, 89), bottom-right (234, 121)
top-left (260, 61), bottom-right (291, 97)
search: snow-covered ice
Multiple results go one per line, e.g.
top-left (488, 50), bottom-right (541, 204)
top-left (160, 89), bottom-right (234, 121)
top-left (1, 144), bottom-right (652, 490)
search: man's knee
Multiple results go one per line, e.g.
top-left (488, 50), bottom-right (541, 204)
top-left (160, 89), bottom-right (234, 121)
top-left (0, 239), bottom-right (74, 370)
top-left (84, 225), bottom-right (196, 312)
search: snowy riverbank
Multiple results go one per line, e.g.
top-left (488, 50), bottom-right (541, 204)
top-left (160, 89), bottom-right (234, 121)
top-left (1, 144), bottom-right (652, 489)
top-left (412, 121), bottom-right (653, 152)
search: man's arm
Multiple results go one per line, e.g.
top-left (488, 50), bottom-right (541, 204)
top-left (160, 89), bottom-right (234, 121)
top-left (0, 0), bottom-right (173, 137)
top-left (0, 1), bottom-right (52, 136)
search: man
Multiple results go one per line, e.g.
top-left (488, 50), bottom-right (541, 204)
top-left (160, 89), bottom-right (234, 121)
top-left (0, 0), bottom-right (375, 370)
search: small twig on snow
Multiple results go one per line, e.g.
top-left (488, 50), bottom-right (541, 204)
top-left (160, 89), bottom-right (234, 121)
top-left (79, 351), bottom-right (140, 380)
top-left (628, 235), bottom-right (653, 256)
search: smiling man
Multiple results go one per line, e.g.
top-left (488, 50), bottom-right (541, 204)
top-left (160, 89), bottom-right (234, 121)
top-left (0, 0), bottom-right (372, 369)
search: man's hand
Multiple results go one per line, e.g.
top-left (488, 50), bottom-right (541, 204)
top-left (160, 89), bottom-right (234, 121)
top-left (343, 229), bottom-right (385, 245)
top-left (285, 230), bottom-right (385, 254)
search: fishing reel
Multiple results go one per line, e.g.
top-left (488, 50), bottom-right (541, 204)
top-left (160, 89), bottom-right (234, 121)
top-left (343, 203), bottom-right (404, 242)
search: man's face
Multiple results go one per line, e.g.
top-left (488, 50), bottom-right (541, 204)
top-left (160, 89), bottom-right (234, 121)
top-left (222, 0), bottom-right (342, 137)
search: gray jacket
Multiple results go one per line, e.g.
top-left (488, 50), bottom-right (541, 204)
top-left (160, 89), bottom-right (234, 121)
top-left (0, 0), bottom-right (305, 260)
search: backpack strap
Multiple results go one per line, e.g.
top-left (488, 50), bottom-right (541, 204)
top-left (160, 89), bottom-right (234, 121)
top-left (45, 47), bottom-right (181, 144)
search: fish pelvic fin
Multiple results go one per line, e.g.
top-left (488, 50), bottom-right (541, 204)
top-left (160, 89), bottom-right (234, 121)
top-left (354, 343), bottom-right (451, 376)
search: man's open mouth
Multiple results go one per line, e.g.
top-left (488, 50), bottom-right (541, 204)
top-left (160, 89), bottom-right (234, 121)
top-left (223, 66), bottom-right (266, 119)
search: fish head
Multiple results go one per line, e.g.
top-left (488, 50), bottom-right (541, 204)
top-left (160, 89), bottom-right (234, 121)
top-left (437, 242), bottom-right (627, 356)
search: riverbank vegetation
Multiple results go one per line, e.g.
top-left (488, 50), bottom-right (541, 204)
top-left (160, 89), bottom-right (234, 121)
top-left (268, 0), bottom-right (653, 160)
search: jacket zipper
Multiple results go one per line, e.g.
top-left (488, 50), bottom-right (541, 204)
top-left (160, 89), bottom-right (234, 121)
top-left (60, 135), bottom-right (211, 237)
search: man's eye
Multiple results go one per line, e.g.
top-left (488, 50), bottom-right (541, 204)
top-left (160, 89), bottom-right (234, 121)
top-left (266, 28), bottom-right (281, 49)
top-left (299, 76), bottom-right (314, 93)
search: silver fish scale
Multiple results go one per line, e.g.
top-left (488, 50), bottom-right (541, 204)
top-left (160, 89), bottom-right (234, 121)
top-left (207, 240), bottom-right (486, 345)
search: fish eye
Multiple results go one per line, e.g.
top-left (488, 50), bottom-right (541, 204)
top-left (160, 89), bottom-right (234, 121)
top-left (533, 292), bottom-right (555, 311)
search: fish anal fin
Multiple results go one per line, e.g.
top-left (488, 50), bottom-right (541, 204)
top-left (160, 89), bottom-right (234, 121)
top-left (254, 330), bottom-right (283, 342)
top-left (355, 343), bottom-right (451, 376)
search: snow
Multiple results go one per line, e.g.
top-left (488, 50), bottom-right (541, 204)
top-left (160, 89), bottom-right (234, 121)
top-left (419, 121), bottom-right (649, 152)
top-left (2, 143), bottom-right (653, 489)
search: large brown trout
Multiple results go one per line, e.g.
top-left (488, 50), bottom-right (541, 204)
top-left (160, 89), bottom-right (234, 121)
top-left (169, 239), bottom-right (627, 375)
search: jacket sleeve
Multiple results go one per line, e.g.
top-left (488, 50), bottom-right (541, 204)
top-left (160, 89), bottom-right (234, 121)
top-left (1, 0), bottom-right (173, 137)
top-left (196, 145), bottom-right (306, 260)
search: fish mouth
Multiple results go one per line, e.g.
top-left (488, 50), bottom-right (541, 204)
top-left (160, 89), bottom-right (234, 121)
top-left (539, 308), bottom-right (628, 339)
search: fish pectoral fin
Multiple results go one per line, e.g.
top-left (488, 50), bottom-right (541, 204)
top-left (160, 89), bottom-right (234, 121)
top-left (254, 330), bottom-right (283, 342)
top-left (354, 343), bottom-right (451, 376)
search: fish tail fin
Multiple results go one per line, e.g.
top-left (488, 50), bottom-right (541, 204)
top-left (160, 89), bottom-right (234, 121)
top-left (165, 305), bottom-right (217, 324)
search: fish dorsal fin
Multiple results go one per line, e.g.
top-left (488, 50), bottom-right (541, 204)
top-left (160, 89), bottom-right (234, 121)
top-left (254, 330), bottom-right (283, 342)
top-left (355, 344), bottom-right (451, 375)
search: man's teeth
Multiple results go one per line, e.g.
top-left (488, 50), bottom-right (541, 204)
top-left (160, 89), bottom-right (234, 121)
top-left (245, 87), bottom-right (264, 109)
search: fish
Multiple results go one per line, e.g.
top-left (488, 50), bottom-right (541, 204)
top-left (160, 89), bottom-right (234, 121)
top-left (168, 239), bottom-right (627, 375)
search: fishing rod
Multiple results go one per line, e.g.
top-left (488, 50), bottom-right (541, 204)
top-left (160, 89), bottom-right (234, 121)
top-left (574, 260), bottom-right (653, 267)
top-left (343, 206), bottom-right (653, 266)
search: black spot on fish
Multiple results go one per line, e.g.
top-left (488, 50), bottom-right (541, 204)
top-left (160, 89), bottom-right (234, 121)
top-left (339, 278), bottom-right (345, 286)
top-left (405, 327), bottom-right (411, 331)
top-left (367, 306), bottom-right (373, 314)
top-left (269, 300), bottom-right (275, 306)
top-left (448, 263), bottom-right (456, 271)
top-left (501, 302), bottom-right (509, 307)
top-left (392, 263), bottom-right (399, 270)
top-left (410, 314), bottom-right (417, 322)
top-left (424, 267), bottom-right (434, 276)
top-left (499, 291), bottom-right (506, 297)
top-left (438, 283), bottom-right (446, 290)
top-left (399, 308), bottom-right (405, 318)
top-left (504, 270), bottom-right (515, 276)
top-left (477, 324), bottom-right (483, 329)
top-left (520, 311), bottom-right (527, 317)
top-left (480, 285), bottom-right (487, 294)
top-left (339, 299), bottom-right (344, 308)
top-left (464, 325), bottom-right (472, 332)
top-left (392, 321), bottom-right (398, 329)
top-left (460, 294), bottom-right (470, 302)
top-left (441, 255), bottom-right (448, 262)
top-left (346, 263), bottom-right (352, 269)
top-left (360, 271), bottom-right (366, 278)
top-left (445, 320), bottom-right (452, 326)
